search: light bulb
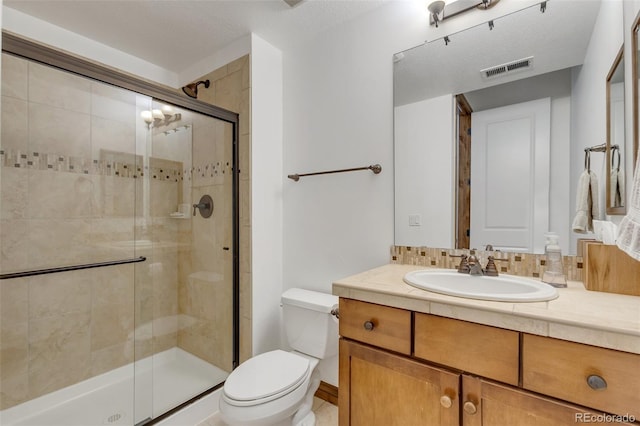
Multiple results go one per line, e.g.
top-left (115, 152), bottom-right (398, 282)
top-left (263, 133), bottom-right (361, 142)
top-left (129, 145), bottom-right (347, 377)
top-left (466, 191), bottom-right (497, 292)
top-left (152, 109), bottom-right (164, 120)
top-left (140, 110), bottom-right (153, 124)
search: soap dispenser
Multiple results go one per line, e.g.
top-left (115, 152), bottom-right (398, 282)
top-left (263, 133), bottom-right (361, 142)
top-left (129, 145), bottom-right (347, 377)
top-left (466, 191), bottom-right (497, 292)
top-left (542, 232), bottom-right (567, 288)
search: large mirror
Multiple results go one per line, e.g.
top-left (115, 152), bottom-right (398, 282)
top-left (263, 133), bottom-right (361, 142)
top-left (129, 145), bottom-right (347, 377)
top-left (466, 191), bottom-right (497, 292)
top-left (394, 0), bottom-right (623, 255)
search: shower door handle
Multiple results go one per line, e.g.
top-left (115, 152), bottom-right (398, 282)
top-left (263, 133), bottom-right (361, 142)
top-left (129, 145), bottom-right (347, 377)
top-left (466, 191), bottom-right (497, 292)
top-left (192, 195), bottom-right (213, 218)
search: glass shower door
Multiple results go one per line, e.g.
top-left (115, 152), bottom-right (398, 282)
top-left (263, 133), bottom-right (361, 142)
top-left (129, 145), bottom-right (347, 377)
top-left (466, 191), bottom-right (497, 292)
top-left (134, 100), bottom-right (235, 422)
top-left (0, 47), bottom-right (237, 426)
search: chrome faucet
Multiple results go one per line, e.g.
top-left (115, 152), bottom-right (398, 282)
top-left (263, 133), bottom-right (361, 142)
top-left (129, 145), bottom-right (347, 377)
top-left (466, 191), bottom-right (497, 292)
top-left (453, 253), bottom-right (501, 276)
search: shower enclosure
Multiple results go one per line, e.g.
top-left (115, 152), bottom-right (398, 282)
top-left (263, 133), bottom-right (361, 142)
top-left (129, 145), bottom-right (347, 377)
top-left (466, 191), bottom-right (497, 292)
top-left (0, 35), bottom-right (239, 425)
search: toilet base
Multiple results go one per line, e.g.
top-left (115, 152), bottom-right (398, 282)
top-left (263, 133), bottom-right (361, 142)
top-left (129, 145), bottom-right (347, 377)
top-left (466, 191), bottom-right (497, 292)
top-left (293, 411), bottom-right (315, 426)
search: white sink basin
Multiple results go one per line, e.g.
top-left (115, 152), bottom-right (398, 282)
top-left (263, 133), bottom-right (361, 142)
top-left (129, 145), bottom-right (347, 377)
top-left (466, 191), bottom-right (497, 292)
top-left (403, 269), bottom-right (558, 302)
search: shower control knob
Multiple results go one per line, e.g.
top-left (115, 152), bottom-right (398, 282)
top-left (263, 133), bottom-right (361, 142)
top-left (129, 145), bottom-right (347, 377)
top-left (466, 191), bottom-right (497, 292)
top-left (363, 320), bottom-right (375, 331)
top-left (192, 195), bottom-right (214, 218)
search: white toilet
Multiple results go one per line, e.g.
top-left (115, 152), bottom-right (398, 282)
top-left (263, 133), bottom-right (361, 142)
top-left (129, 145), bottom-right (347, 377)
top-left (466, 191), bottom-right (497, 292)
top-left (219, 288), bottom-right (339, 426)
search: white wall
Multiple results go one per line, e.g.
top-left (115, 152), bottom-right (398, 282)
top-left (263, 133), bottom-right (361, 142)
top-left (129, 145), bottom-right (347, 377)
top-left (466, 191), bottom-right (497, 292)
top-left (570, 0), bottom-right (625, 251)
top-left (250, 34), bottom-right (284, 356)
top-left (394, 94), bottom-right (456, 248)
top-left (281, 3), bottom-right (426, 386)
top-left (282, 2), bottom-right (425, 295)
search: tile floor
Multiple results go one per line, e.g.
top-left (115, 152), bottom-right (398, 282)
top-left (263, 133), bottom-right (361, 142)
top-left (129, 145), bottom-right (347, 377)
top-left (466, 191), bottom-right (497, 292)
top-left (197, 397), bottom-right (338, 426)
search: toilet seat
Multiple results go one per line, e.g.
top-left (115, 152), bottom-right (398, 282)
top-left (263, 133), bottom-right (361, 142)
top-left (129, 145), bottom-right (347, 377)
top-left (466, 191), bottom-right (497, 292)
top-left (222, 350), bottom-right (310, 407)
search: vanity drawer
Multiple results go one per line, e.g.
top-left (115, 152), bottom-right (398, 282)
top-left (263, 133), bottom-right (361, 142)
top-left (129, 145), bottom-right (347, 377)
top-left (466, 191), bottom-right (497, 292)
top-left (414, 313), bottom-right (520, 386)
top-left (339, 298), bottom-right (411, 355)
top-left (522, 334), bottom-right (640, 419)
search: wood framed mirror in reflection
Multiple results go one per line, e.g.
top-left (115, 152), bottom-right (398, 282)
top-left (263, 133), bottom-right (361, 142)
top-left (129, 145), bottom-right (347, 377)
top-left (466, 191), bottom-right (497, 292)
top-left (606, 46), bottom-right (625, 215)
top-left (394, 0), bottom-right (627, 255)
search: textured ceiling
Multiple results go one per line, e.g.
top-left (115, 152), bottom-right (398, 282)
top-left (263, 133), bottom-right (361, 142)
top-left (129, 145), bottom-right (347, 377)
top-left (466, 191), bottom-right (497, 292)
top-left (3, 0), bottom-right (390, 73)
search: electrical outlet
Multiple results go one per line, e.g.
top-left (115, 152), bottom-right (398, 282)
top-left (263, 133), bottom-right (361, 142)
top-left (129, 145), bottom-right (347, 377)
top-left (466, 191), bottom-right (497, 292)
top-left (409, 214), bottom-right (421, 226)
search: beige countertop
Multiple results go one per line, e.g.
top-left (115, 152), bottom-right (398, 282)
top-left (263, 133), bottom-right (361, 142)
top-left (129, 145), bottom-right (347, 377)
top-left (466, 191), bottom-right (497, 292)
top-left (332, 263), bottom-right (640, 355)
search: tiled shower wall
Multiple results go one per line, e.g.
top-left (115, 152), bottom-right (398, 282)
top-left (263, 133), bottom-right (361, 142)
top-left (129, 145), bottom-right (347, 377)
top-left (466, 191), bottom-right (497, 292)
top-left (185, 55), bottom-right (252, 364)
top-left (173, 114), bottom-right (235, 370)
top-left (391, 245), bottom-right (584, 282)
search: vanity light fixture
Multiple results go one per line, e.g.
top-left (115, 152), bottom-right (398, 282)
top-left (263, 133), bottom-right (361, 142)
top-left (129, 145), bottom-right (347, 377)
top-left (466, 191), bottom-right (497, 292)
top-left (428, 0), bottom-right (498, 27)
top-left (428, 0), bottom-right (445, 27)
top-left (140, 105), bottom-right (181, 128)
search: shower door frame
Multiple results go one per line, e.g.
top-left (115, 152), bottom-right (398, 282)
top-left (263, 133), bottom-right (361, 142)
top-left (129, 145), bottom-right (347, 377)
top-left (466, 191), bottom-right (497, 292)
top-left (2, 31), bottom-right (241, 424)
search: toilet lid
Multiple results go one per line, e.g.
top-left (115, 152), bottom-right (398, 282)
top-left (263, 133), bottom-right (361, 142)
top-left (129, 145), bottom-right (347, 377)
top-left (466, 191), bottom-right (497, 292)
top-left (223, 350), bottom-right (310, 403)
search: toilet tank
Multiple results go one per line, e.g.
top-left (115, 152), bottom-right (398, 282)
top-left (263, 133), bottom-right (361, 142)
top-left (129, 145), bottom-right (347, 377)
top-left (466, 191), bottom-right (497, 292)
top-left (281, 288), bottom-right (339, 359)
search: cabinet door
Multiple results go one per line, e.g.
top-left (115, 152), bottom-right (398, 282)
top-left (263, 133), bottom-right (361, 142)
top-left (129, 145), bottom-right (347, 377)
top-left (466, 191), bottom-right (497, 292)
top-left (462, 376), bottom-right (637, 426)
top-left (339, 339), bottom-right (459, 426)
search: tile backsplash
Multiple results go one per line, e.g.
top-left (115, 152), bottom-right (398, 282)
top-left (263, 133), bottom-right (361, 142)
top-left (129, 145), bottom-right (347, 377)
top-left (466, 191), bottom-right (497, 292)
top-left (391, 246), bottom-right (584, 282)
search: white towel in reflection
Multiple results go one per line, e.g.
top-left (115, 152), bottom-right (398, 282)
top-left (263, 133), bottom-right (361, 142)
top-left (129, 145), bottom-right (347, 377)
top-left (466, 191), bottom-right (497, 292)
top-left (610, 167), bottom-right (625, 208)
top-left (616, 152), bottom-right (640, 260)
top-left (572, 170), bottom-right (600, 233)
top-left (589, 171), bottom-right (601, 229)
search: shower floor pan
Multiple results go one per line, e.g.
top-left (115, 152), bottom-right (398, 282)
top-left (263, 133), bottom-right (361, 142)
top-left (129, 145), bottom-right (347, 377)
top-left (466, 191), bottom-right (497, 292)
top-left (1, 348), bottom-right (228, 426)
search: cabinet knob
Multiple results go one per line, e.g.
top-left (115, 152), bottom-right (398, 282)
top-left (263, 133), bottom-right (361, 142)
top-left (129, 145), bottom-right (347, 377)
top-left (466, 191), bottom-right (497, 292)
top-left (463, 401), bottom-right (478, 415)
top-left (439, 395), bottom-right (452, 408)
top-left (587, 375), bottom-right (607, 390)
top-left (363, 320), bottom-right (375, 331)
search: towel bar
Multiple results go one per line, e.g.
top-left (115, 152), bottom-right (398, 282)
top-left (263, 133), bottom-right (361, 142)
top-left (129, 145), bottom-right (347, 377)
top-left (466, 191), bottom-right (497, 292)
top-left (288, 164), bottom-right (382, 182)
top-left (0, 256), bottom-right (147, 280)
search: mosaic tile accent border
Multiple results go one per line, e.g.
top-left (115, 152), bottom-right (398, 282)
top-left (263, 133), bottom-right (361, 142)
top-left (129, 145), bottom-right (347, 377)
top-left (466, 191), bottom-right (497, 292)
top-left (391, 245), bottom-right (584, 282)
top-left (1, 148), bottom-right (232, 185)
top-left (1, 148), bottom-right (139, 177)
top-left (0, 149), bottom-right (186, 181)
top-left (187, 161), bottom-right (233, 180)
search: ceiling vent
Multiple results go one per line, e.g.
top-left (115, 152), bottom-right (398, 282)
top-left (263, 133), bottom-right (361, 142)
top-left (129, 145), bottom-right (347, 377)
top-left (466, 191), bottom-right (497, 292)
top-left (480, 56), bottom-right (534, 79)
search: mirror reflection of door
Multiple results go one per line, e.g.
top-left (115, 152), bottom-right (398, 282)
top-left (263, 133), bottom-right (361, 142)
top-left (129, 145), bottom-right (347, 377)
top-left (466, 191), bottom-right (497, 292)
top-left (456, 96), bottom-right (472, 250)
top-left (467, 98), bottom-right (551, 253)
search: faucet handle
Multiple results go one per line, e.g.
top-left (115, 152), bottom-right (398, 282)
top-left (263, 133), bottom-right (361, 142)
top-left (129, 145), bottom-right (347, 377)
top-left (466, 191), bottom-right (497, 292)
top-left (484, 256), bottom-right (499, 276)
top-left (451, 254), bottom-right (470, 274)
top-left (484, 256), bottom-right (508, 277)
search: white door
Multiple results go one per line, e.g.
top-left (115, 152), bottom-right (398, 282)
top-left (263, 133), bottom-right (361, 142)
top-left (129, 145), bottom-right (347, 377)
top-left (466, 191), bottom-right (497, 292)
top-left (470, 98), bottom-right (550, 253)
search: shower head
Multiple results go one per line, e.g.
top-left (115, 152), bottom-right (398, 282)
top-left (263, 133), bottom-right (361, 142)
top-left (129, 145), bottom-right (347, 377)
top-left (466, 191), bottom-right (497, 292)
top-left (181, 80), bottom-right (210, 99)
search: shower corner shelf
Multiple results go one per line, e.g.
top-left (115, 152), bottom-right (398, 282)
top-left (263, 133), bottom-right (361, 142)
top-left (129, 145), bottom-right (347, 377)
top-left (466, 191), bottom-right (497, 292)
top-left (169, 212), bottom-right (191, 219)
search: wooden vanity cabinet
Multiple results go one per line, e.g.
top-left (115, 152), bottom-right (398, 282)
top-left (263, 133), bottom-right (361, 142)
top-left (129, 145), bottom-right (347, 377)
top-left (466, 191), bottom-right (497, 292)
top-left (339, 339), bottom-right (460, 426)
top-left (414, 312), bottom-right (519, 386)
top-left (338, 298), bottom-right (639, 426)
top-left (462, 376), bottom-right (636, 426)
top-left (522, 333), bottom-right (640, 420)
